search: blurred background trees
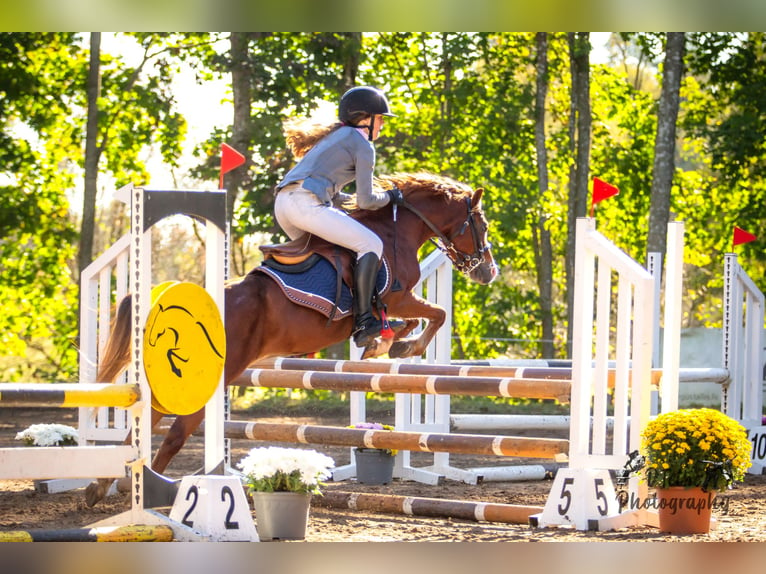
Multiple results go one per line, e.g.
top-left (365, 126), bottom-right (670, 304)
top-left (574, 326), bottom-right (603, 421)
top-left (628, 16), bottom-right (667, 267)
top-left (2, 32), bottom-right (764, 381)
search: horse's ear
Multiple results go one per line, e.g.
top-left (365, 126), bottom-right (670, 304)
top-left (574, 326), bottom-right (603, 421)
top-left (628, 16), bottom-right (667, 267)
top-left (471, 187), bottom-right (484, 207)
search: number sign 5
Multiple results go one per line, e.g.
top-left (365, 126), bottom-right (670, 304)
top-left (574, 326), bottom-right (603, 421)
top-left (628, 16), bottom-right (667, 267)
top-left (532, 468), bottom-right (620, 530)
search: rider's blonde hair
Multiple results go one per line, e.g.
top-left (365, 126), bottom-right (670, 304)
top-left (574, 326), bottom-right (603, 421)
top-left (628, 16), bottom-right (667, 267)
top-left (283, 110), bottom-right (371, 159)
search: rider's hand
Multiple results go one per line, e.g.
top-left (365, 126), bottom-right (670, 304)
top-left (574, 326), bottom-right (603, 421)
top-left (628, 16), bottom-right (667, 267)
top-left (387, 186), bottom-right (404, 206)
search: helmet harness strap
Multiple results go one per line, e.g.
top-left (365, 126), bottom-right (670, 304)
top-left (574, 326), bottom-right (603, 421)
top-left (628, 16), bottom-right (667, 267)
top-left (350, 117), bottom-right (375, 141)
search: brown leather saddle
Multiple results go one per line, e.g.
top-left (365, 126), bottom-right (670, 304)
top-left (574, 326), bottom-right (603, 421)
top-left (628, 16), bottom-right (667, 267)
top-left (259, 234), bottom-right (354, 288)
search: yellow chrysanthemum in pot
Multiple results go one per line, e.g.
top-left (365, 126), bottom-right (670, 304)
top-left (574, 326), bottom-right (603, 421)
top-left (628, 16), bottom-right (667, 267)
top-left (640, 408), bottom-right (751, 491)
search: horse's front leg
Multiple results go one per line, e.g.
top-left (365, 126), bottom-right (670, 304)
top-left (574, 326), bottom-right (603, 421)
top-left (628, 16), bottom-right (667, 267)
top-left (386, 292), bottom-right (446, 359)
top-left (359, 318), bottom-right (420, 359)
top-left (392, 318), bottom-right (420, 340)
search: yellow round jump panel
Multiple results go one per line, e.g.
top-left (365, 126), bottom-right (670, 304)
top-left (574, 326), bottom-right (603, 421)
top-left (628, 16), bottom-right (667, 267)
top-left (143, 282), bottom-right (226, 415)
top-left (148, 282), bottom-right (179, 415)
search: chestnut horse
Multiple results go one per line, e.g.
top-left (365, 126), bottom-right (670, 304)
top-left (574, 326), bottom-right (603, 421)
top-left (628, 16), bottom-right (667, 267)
top-left (85, 171), bottom-right (497, 506)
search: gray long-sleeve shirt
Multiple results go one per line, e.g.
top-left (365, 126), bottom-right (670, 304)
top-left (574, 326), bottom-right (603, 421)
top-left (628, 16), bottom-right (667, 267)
top-left (276, 125), bottom-right (390, 210)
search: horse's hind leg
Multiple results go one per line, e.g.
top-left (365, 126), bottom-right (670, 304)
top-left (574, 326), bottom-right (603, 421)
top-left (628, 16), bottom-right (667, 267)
top-left (85, 477), bottom-right (117, 507)
top-left (85, 407), bottom-right (166, 507)
top-left (151, 409), bottom-right (205, 474)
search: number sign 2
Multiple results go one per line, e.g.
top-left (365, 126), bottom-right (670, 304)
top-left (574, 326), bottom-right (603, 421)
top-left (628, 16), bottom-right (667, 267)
top-left (169, 475), bottom-right (259, 541)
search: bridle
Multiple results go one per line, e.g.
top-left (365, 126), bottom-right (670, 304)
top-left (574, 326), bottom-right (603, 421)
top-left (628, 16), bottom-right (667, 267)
top-left (400, 195), bottom-right (492, 275)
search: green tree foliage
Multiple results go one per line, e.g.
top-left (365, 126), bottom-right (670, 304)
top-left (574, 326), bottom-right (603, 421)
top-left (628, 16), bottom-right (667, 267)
top-left (1, 32), bottom-right (189, 381)
top-left (683, 33), bottom-right (766, 278)
top-left (365, 33), bottom-right (551, 357)
top-left (587, 64), bottom-right (657, 259)
top-left (184, 33), bottom-right (363, 240)
top-left (80, 33), bottom-right (188, 188)
top-left (1, 33), bottom-right (80, 380)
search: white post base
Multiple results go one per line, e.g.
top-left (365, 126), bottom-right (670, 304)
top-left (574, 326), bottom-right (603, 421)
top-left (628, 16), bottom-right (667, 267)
top-left (168, 475), bottom-right (259, 542)
top-left (530, 467), bottom-right (628, 531)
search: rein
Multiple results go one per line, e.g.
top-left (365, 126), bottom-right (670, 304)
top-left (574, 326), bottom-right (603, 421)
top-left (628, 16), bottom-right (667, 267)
top-left (399, 195), bottom-right (491, 275)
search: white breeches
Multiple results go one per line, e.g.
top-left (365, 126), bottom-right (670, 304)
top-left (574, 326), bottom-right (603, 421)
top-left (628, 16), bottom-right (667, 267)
top-left (274, 183), bottom-right (383, 258)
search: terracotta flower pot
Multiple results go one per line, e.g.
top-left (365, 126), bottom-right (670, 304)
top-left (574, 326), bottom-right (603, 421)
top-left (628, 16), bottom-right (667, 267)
top-left (656, 486), bottom-right (716, 534)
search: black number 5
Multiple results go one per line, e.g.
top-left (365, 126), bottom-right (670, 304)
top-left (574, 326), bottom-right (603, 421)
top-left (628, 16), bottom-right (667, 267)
top-left (594, 478), bottom-right (609, 516)
top-left (557, 477), bottom-right (574, 515)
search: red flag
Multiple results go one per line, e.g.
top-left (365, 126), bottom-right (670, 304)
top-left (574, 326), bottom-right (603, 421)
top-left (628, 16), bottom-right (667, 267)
top-left (219, 143), bottom-right (246, 189)
top-left (732, 226), bottom-right (757, 249)
top-left (590, 177), bottom-right (619, 216)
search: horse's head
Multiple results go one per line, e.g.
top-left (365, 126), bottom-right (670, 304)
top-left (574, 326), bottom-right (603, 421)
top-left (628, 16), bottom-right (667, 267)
top-left (384, 173), bottom-right (498, 285)
top-left (451, 187), bottom-right (498, 284)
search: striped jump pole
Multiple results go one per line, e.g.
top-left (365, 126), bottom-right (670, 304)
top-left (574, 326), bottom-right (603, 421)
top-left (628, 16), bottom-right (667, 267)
top-left (0, 525), bottom-right (174, 543)
top-left (252, 357), bottom-right (698, 388)
top-left (222, 420), bottom-right (569, 459)
top-left (234, 368), bottom-right (571, 402)
top-left (314, 491), bottom-right (543, 525)
top-left (0, 383), bottom-right (140, 408)
top-left (253, 356), bottom-right (579, 381)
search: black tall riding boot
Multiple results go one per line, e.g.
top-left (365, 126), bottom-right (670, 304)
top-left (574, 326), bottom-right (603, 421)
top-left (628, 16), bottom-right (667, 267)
top-left (352, 252), bottom-right (383, 347)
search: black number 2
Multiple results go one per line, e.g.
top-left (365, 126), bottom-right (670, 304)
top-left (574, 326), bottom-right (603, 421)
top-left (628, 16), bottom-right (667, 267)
top-left (181, 485), bottom-right (199, 527)
top-left (221, 485), bottom-right (240, 530)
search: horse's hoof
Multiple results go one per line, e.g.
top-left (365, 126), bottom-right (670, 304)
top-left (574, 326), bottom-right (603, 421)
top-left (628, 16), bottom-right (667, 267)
top-left (388, 341), bottom-right (411, 358)
top-left (360, 336), bottom-right (393, 359)
top-left (116, 476), bottom-right (131, 493)
top-left (85, 481), bottom-right (105, 507)
top-left (361, 342), bottom-right (381, 360)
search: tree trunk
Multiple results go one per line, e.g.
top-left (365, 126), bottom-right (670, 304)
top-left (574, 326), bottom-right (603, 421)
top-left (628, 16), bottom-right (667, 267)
top-left (565, 32), bottom-right (592, 357)
top-left (227, 32), bottom-right (255, 278)
top-left (533, 33), bottom-right (555, 359)
top-left (340, 32), bottom-right (362, 91)
top-left (78, 32), bottom-right (101, 280)
top-left (646, 32), bottom-right (685, 261)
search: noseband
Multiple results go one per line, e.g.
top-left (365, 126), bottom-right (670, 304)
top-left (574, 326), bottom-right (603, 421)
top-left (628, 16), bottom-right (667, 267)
top-left (402, 196), bottom-right (492, 275)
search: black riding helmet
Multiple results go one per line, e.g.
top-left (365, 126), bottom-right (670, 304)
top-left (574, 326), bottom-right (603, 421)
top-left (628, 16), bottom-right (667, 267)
top-left (339, 86), bottom-right (395, 140)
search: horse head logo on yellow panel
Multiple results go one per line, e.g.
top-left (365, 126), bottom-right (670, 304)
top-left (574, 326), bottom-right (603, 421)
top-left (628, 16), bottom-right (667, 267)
top-left (143, 282), bottom-right (226, 415)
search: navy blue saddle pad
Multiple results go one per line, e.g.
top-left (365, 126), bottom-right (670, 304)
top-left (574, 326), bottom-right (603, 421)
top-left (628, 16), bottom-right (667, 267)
top-left (255, 255), bottom-right (391, 321)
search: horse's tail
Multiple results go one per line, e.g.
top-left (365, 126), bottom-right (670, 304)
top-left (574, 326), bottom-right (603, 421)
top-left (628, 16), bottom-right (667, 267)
top-left (96, 294), bottom-right (133, 382)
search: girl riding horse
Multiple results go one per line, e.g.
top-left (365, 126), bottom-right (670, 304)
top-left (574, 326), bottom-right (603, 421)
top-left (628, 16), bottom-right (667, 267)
top-left (275, 86), bottom-right (404, 348)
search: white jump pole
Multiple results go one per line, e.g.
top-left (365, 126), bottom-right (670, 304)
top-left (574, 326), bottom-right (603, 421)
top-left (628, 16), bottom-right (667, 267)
top-left (660, 221), bottom-right (684, 412)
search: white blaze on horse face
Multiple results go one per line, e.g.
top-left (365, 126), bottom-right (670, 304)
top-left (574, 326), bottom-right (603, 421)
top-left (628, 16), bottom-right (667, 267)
top-left (469, 198), bottom-right (497, 284)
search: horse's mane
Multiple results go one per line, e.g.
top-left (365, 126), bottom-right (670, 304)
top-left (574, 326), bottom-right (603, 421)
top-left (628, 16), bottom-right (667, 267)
top-left (343, 172), bottom-right (473, 212)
